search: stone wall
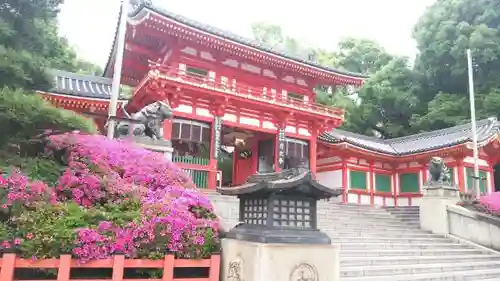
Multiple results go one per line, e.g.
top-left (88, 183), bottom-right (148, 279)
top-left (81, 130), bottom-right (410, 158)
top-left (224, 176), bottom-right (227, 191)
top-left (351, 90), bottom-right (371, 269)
top-left (447, 204), bottom-right (500, 251)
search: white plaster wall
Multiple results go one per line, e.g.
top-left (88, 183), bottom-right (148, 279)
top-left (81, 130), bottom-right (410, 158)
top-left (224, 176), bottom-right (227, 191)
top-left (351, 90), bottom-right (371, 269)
top-left (316, 170), bottom-right (342, 190)
top-left (386, 197), bottom-right (395, 206)
top-left (360, 194), bottom-right (371, 204)
top-left (398, 197), bottom-right (410, 206)
top-left (463, 157), bottom-right (489, 166)
top-left (412, 197), bottom-right (422, 206)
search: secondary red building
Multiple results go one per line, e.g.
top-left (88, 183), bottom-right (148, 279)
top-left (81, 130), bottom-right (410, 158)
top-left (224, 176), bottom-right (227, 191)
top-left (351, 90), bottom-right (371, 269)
top-left (39, 3), bottom-right (500, 206)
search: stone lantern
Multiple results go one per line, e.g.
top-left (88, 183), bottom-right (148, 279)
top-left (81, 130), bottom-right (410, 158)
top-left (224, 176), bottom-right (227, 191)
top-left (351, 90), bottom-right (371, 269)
top-left (218, 168), bottom-right (342, 281)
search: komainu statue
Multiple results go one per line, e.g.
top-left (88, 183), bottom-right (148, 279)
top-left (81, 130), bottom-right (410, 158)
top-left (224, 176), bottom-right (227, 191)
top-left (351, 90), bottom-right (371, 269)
top-left (427, 156), bottom-right (452, 185)
top-left (116, 101), bottom-right (172, 140)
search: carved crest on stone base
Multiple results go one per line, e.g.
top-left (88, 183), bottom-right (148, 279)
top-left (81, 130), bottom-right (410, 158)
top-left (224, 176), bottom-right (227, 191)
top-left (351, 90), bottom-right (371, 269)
top-left (290, 263), bottom-right (318, 281)
top-left (226, 258), bottom-right (243, 281)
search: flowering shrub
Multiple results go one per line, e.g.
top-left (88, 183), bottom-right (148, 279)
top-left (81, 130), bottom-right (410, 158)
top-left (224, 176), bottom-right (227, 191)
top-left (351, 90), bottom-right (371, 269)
top-left (479, 191), bottom-right (500, 216)
top-left (0, 133), bottom-right (221, 262)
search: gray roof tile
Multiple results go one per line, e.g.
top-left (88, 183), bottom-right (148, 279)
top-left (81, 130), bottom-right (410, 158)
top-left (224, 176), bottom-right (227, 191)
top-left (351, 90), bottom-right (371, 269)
top-left (320, 118), bottom-right (500, 155)
top-left (50, 69), bottom-right (112, 99)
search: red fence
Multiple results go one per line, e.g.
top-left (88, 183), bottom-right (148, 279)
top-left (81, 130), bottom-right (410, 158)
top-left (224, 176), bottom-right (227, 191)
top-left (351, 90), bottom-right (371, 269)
top-left (0, 254), bottom-right (220, 281)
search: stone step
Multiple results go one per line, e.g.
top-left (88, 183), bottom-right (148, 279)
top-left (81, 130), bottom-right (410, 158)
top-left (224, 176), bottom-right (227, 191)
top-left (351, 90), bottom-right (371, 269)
top-left (385, 206), bottom-right (420, 210)
top-left (328, 227), bottom-right (429, 234)
top-left (341, 248), bottom-right (488, 257)
top-left (341, 260), bottom-right (500, 278)
top-left (339, 242), bottom-right (473, 250)
top-left (328, 222), bottom-right (420, 230)
top-left (331, 237), bottom-right (455, 244)
top-left (324, 217), bottom-right (421, 226)
top-left (329, 231), bottom-right (439, 238)
top-left (339, 268), bottom-right (500, 280)
top-left (342, 261), bottom-right (500, 279)
top-left (340, 254), bottom-right (500, 267)
top-left (389, 210), bottom-right (420, 215)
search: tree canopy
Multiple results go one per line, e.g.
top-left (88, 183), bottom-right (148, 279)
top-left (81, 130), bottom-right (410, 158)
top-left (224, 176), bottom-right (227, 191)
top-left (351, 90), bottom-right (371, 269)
top-left (251, 0), bottom-right (500, 138)
top-left (0, 0), bottom-right (101, 90)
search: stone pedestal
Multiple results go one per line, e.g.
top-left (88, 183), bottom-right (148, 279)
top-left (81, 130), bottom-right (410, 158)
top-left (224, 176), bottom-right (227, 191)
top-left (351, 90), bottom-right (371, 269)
top-left (222, 239), bottom-right (340, 281)
top-left (420, 184), bottom-right (460, 235)
top-left (132, 137), bottom-right (173, 161)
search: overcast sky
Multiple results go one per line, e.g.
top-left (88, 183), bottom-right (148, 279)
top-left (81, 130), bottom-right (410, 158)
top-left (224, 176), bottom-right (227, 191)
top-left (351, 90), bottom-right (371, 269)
top-left (58, 0), bottom-right (436, 67)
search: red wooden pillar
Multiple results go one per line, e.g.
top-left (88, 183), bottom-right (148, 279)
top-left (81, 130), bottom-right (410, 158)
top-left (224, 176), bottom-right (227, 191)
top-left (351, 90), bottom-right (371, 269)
top-left (456, 158), bottom-right (466, 192)
top-left (208, 115), bottom-right (223, 190)
top-left (369, 162), bottom-right (375, 205)
top-left (421, 161), bottom-right (428, 194)
top-left (163, 119), bottom-right (172, 140)
top-left (309, 127), bottom-right (318, 177)
top-left (342, 160), bottom-right (348, 204)
top-left (392, 172), bottom-right (398, 207)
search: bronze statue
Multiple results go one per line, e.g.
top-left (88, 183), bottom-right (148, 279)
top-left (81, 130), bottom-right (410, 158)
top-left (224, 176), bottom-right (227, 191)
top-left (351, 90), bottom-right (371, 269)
top-left (116, 101), bottom-right (172, 140)
top-left (427, 156), bottom-right (451, 185)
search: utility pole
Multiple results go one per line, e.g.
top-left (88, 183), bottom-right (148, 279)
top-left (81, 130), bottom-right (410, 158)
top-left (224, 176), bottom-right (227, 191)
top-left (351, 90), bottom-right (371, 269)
top-left (467, 49), bottom-right (480, 198)
top-left (106, 0), bottom-right (129, 139)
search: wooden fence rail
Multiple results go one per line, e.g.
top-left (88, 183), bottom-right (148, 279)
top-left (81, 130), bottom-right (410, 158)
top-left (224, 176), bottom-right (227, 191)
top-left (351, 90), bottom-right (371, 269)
top-left (0, 254), bottom-right (220, 281)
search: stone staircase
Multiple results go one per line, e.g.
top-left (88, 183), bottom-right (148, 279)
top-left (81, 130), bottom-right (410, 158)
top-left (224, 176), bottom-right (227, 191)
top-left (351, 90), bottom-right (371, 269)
top-left (206, 192), bottom-right (500, 280)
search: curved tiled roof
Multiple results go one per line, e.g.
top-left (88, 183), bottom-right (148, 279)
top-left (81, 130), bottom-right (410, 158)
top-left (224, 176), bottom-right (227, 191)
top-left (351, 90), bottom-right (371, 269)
top-left (104, 3), bottom-right (367, 80)
top-left (320, 118), bottom-right (500, 155)
top-left (50, 70), bottom-right (112, 99)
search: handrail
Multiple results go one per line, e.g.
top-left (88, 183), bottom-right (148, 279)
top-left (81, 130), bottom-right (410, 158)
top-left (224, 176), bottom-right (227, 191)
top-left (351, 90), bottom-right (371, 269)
top-left (149, 65), bottom-right (345, 118)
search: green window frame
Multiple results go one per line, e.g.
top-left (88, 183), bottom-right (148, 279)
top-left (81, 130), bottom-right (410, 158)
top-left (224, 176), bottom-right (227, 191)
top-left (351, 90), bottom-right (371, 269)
top-left (399, 173), bottom-right (420, 193)
top-left (350, 170), bottom-right (367, 190)
top-left (375, 174), bottom-right (391, 193)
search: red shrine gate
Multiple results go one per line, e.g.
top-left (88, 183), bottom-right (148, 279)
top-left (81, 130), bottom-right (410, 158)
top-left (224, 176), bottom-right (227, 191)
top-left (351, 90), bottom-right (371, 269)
top-left (101, 4), bottom-right (365, 189)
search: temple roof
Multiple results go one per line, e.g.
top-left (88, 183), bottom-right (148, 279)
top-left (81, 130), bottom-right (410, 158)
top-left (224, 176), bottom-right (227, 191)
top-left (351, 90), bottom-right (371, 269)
top-left (320, 117), bottom-right (500, 155)
top-left (217, 168), bottom-right (341, 199)
top-left (104, 3), bottom-right (367, 81)
top-left (50, 70), bottom-right (112, 99)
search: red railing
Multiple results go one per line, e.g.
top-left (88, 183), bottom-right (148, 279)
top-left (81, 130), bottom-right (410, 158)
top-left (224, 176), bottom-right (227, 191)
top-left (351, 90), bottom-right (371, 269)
top-left (0, 254), bottom-right (220, 281)
top-left (150, 65), bottom-right (345, 118)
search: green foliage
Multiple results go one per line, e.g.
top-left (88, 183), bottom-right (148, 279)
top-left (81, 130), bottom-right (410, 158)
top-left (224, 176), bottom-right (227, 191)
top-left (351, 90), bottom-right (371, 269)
top-left (0, 152), bottom-right (63, 186)
top-left (336, 38), bottom-right (394, 75)
top-left (0, 0), bottom-right (101, 90)
top-left (412, 0), bottom-right (500, 129)
top-left (0, 87), bottom-right (97, 149)
top-left (12, 200), bottom-right (142, 259)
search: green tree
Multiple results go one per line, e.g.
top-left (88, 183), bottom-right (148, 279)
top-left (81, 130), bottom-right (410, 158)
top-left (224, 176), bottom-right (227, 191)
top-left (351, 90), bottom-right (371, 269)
top-left (0, 87), bottom-right (97, 150)
top-left (0, 0), bottom-right (100, 90)
top-left (335, 38), bottom-right (394, 75)
top-left (412, 0), bottom-right (500, 129)
top-left (358, 57), bottom-right (421, 138)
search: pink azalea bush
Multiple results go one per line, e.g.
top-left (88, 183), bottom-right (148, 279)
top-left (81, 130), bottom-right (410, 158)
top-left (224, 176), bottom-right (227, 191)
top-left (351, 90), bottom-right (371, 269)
top-left (0, 133), bottom-right (220, 262)
top-left (479, 191), bottom-right (500, 216)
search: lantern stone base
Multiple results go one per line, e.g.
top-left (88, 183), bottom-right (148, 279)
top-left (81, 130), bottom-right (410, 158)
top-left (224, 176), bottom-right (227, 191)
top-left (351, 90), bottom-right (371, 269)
top-left (225, 225), bottom-right (332, 244)
top-left (420, 184), bottom-right (460, 235)
top-left (132, 137), bottom-right (173, 161)
top-left (221, 238), bottom-right (340, 281)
